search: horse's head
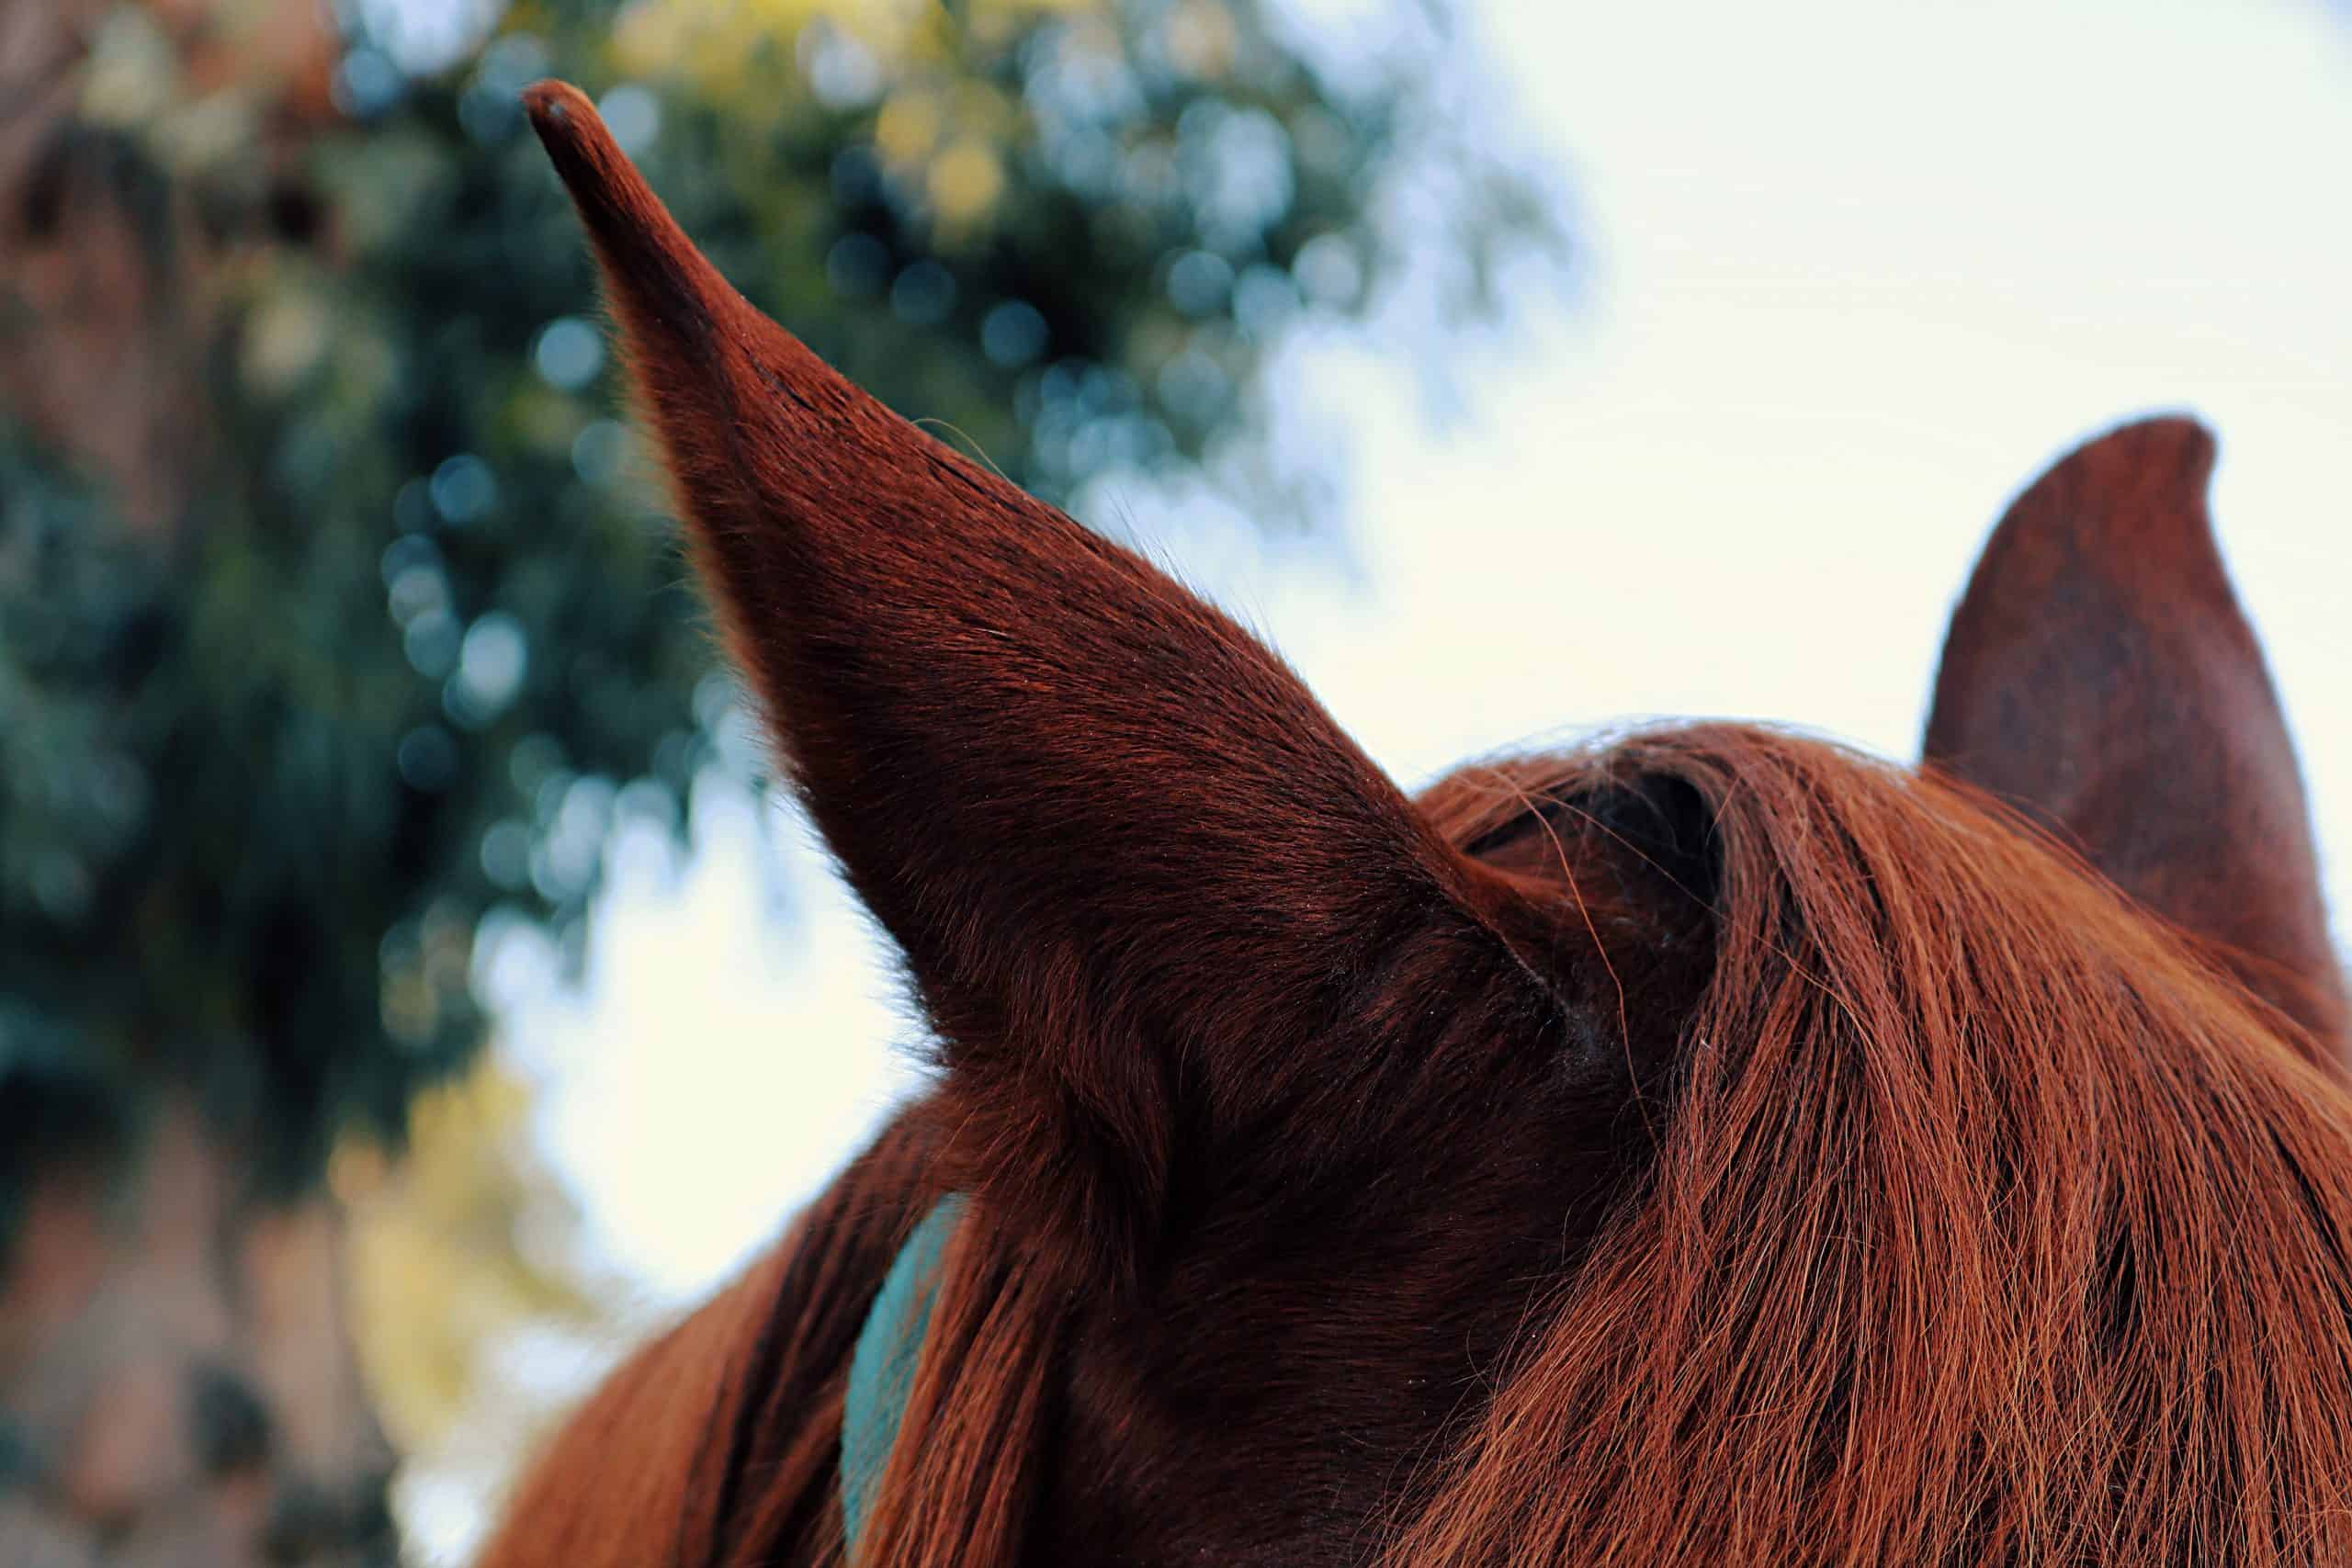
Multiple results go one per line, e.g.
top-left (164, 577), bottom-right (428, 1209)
top-left (486, 82), bottom-right (2350, 1567)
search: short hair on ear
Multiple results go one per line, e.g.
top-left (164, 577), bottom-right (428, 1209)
top-left (1925, 414), bottom-right (2345, 1054)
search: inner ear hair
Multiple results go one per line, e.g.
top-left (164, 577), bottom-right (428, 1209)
top-left (1464, 767), bottom-right (1722, 924)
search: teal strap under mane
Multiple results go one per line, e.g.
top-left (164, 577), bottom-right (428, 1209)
top-left (841, 1194), bottom-right (966, 1556)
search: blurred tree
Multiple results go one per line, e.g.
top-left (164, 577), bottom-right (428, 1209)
top-left (336, 1055), bottom-right (605, 1469)
top-left (0, 0), bottom-right (1566, 1558)
top-left (335, 1047), bottom-right (623, 1555)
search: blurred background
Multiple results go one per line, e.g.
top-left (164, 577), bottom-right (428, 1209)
top-left (0, 0), bottom-right (2344, 1562)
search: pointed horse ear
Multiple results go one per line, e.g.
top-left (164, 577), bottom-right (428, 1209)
top-left (1924, 415), bottom-right (2346, 1052)
top-left (522, 82), bottom-right (1586, 1266)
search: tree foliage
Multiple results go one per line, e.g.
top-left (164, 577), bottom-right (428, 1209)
top-left (0, 0), bottom-right (1566, 1198)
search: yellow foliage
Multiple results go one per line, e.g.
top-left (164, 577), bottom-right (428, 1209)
top-left (612, 0), bottom-right (825, 87)
top-left (1161, 0), bottom-right (1238, 79)
top-left (240, 288), bottom-right (332, 395)
top-left (928, 139), bottom-right (1007, 229)
top-left (337, 1054), bottom-right (605, 1457)
top-left (873, 85), bottom-right (944, 162)
top-left (607, 0), bottom-right (1098, 235)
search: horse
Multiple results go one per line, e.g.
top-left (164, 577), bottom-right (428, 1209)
top-left (478, 80), bottom-right (2352, 1566)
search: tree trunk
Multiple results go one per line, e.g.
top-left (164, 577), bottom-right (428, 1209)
top-left (1, 5), bottom-right (398, 1562)
top-left (0, 1107), bottom-right (397, 1567)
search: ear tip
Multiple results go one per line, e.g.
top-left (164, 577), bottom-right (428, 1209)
top-left (522, 80), bottom-right (620, 187)
top-left (1997, 411), bottom-right (2222, 552)
top-left (2113, 409), bottom-right (2218, 461)
top-left (522, 79), bottom-right (592, 139)
top-left (520, 78), bottom-right (689, 305)
top-left (2064, 412), bottom-right (2220, 490)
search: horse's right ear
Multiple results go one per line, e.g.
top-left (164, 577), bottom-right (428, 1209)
top-left (1924, 416), bottom-right (2346, 1052)
top-left (522, 83), bottom-right (1592, 1269)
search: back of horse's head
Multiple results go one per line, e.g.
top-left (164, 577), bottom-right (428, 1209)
top-left (480, 83), bottom-right (2351, 1567)
top-left (1399, 725), bottom-right (2352, 1562)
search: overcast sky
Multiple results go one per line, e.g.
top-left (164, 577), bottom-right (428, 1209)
top-left (493, 0), bottom-right (2352, 1365)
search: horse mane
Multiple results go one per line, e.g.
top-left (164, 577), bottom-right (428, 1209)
top-left (1396, 724), bottom-right (2352, 1564)
top-left (479, 720), bottom-right (2352, 1568)
top-left (475, 1118), bottom-right (938, 1566)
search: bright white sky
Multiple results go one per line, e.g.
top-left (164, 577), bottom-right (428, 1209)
top-left (450, 1), bottom-right (2350, 1533)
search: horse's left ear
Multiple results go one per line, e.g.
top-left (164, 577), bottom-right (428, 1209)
top-left (524, 83), bottom-right (1593, 1269)
top-left (1924, 416), bottom-right (2346, 1051)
